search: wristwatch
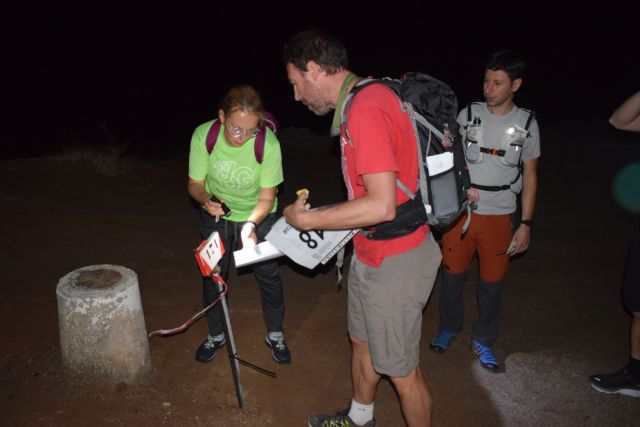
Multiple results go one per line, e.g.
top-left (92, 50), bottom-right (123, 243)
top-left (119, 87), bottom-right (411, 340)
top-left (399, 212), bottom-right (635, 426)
top-left (520, 219), bottom-right (534, 227)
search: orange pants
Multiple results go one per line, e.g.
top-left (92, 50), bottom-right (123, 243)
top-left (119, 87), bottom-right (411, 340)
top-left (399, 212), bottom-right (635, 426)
top-left (441, 212), bottom-right (512, 282)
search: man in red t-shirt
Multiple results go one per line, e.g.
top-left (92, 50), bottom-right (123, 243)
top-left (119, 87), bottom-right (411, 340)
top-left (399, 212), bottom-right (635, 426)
top-left (283, 29), bottom-right (442, 427)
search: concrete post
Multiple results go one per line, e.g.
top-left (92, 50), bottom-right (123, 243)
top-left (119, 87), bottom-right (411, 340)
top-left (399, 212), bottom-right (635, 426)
top-left (56, 264), bottom-right (151, 382)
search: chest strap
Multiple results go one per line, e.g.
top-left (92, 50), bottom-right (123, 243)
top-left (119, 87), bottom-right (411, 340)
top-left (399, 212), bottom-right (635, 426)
top-left (471, 169), bottom-right (521, 192)
top-left (480, 147), bottom-right (506, 156)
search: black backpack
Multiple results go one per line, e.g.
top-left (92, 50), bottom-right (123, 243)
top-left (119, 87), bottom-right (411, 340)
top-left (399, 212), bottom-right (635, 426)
top-left (341, 72), bottom-right (471, 239)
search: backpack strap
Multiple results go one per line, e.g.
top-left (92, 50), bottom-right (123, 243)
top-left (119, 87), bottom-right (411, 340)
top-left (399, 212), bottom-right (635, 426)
top-left (521, 108), bottom-right (535, 131)
top-left (340, 78), bottom-right (379, 147)
top-left (205, 120), bottom-right (222, 154)
top-left (478, 149), bottom-right (506, 158)
top-left (205, 114), bottom-right (278, 164)
top-left (471, 182), bottom-right (512, 192)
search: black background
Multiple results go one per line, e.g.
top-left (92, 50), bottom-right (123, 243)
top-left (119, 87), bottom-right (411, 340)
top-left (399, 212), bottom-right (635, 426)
top-left (3, 2), bottom-right (638, 159)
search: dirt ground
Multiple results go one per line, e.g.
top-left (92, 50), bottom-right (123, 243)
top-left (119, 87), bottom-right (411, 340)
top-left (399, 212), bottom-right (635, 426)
top-left (2, 123), bottom-right (640, 426)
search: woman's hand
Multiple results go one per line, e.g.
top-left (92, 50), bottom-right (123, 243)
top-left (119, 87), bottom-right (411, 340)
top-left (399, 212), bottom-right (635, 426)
top-left (202, 198), bottom-right (228, 219)
top-left (240, 222), bottom-right (257, 248)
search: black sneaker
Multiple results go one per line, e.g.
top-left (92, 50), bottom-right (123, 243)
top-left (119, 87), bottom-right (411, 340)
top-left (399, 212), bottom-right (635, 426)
top-left (307, 411), bottom-right (376, 427)
top-left (265, 336), bottom-right (291, 364)
top-left (195, 336), bottom-right (226, 363)
top-left (590, 367), bottom-right (640, 397)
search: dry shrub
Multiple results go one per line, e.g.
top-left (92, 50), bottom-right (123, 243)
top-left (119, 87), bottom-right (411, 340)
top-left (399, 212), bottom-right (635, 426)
top-left (50, 143), bottom-right (132, 176)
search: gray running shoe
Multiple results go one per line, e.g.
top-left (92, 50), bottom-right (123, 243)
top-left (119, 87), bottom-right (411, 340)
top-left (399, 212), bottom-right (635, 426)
top-left (307, 410), bottom-right (375, 427)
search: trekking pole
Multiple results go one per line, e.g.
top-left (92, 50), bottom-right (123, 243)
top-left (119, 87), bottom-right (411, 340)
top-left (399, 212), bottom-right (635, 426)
top-left (211, 272), bottom-right (245, 409)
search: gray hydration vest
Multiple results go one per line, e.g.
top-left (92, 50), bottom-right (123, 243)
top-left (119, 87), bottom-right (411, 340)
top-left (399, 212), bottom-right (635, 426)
top-left (463, 102), bottom-right (535, 193)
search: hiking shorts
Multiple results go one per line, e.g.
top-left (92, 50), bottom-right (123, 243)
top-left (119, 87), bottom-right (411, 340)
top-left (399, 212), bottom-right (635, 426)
top-left (442, 212), bottom-right (512, 282)
top-left (347, 235), bottom-right (441, 377)
top-left (623, 231), bottom-right (640, 312)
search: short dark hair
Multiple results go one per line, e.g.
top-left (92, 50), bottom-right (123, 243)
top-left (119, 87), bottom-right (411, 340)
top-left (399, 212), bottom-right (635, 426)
top-left (485, 50), bottom-right (525, 82)
top-left (283, 29), bottom-right (349, 75)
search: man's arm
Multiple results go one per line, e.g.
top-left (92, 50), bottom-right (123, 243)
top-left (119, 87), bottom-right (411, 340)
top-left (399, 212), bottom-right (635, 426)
top-left (512, 157), bottom-right (538, 254)
top-left (283, 172), bottom-right (397, 231)
top-left (610, 91), bottom-right (640, 132)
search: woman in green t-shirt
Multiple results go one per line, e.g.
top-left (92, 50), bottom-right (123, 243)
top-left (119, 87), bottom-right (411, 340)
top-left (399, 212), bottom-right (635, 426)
top-left (187, 85), bottom-right (290, 364)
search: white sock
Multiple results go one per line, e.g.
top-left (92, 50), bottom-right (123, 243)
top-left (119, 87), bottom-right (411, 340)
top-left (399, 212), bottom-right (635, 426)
top-left (348, 399), bottom-right (374, 425)
top-left (211, 333), bottom-right (225, 342)
top-left (268, 331), bottom-right (283, 341)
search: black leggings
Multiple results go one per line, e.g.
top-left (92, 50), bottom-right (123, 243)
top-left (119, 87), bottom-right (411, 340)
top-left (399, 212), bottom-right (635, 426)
top-left (199, 210), bottom-right (285, 336)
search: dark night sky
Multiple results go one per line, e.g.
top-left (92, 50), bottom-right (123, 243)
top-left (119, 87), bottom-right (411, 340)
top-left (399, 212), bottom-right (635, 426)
top-left (3, 2), bottom-right (638, 160)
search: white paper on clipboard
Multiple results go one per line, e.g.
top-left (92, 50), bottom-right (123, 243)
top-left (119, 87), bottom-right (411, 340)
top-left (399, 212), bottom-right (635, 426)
top-left (233, 241), bottom-right (284, 268)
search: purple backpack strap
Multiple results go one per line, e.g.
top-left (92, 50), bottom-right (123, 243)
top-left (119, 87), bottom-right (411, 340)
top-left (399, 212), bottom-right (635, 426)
top-left (206, 113), bottom-right (278, 164)
top-left (205, 120), bottom-right (222, 154)
top-left (254, 129), bottom-right (266, 164)
top-left (254, 112), bottom-right (279, 164)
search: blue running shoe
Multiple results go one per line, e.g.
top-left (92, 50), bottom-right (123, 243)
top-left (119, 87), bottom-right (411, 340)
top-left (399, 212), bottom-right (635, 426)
top-left (472, 340), bottom-right (499, 371)
top-left (265, 336), bottom-right (291, 364)
top-left (429, 330), bottom-right (457, 353)
top-left (195, 335), bottom-right (226, 363)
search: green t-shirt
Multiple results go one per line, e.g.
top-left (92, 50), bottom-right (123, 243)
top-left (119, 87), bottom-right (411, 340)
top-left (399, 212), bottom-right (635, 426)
top-left (188, 120), bottom-right (284, 222)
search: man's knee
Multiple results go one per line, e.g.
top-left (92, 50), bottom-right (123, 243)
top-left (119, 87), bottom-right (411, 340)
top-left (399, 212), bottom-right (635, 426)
top-left (389, 366), bottom-right (424, 389)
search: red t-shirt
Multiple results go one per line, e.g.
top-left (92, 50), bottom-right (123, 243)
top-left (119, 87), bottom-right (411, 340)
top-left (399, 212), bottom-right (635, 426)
top-left (340, 83), bottom-right (428, 266)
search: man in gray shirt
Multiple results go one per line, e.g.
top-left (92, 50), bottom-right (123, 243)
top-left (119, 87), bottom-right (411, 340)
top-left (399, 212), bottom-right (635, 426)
top-left (429, 51), bottom-right (541, 371)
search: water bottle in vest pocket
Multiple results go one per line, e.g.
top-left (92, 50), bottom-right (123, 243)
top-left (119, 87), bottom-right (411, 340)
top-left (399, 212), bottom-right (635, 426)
top-left (501, 125), bottom-right (527, 167)
top-left (465, 121), bottom-right (484, 163)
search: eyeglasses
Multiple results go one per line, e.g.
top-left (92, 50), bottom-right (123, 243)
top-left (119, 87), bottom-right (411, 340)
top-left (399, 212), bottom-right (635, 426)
top-left (225, 121), bottom-right (260, 138)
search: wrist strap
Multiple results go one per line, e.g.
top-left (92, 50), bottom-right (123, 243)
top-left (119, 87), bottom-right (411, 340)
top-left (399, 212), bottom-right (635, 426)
top-left (520, 219), bottom-right (533, 227)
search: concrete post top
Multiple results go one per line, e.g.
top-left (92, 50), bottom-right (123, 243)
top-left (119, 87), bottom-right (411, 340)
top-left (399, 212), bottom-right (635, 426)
top-left (57, 264), bottom-right (138, 298)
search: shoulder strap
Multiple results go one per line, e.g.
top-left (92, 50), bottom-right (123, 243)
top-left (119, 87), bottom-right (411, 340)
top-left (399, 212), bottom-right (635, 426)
top-left (340, 78), bottom-right (384, 147)
top-left (521, 108), bottom-right (535, 131)
top-left (205, 120), bottom-right (222, 154)
top-left (253, 129), bottom-right (267, 164)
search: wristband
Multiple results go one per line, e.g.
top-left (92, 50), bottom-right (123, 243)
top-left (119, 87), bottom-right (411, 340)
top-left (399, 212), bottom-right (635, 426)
top-left (245, 221), bottom-right (257, 230)
top-left (520, 219), bottom-right (533, 227)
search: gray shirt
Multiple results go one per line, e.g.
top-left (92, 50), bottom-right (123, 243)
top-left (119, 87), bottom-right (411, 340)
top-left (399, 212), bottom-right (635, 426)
top-left (457, 102), bottom-right (541, 215)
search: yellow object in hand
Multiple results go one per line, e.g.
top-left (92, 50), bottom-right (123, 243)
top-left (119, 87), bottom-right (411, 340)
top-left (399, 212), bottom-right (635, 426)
top-left (296, 188), bottom-right (309, 197)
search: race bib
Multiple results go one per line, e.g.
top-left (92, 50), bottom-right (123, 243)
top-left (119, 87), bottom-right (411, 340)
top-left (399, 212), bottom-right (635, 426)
top-left (266, 216), bottom-right (357, 269)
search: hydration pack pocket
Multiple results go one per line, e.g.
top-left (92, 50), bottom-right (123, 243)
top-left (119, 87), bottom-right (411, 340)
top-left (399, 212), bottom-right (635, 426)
top-left (426, 156), bottom-right (469, 226)
top-left (362, 194), bottom-right (427, 240)
top-left (501, 125), bottom-right (528, 167)
top-left (465, 140), bottom-right (483, 163)
top-left (464, 124), bottom-right (484, 164)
